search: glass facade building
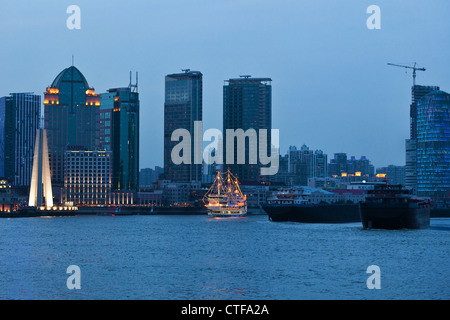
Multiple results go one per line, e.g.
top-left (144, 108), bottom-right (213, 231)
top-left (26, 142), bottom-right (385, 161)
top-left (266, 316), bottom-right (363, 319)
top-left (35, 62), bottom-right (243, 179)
top-left (223, 77), bottom-right (272, 183)
top-left (0, 93), bottom-right (40, 186)
top-left (44, 66), bottom-right (100, 184)
top-left (405, 85), bottom-right (439, 192)
top-left (416, 90), bottom-right (450, 199)
top-left (100, 87), bottom-right (140, 191)
top-left (164, 70), bottom-right (203, 183)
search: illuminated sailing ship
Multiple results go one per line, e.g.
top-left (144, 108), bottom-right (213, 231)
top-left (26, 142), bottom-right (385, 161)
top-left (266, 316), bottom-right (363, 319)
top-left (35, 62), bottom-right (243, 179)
top-left (203, 170), bottom-right (247, 217)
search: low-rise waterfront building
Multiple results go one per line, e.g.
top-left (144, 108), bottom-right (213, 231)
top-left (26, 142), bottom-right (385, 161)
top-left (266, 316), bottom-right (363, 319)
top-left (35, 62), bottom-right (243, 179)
top-left (62, 149), bottom-right (112, 205)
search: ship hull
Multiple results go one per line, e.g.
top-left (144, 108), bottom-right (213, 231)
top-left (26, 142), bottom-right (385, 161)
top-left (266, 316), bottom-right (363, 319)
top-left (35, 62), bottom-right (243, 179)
top-left (431, 208), bottom-right (450, 218)
top-left (207, 208), bottom-right (247, 217)
top-left (207, 212), bottom-right (247, 217)
top-left (360, 204), bottom-right (430, 229)
top-left (262, 203), bottom-right (361, 223)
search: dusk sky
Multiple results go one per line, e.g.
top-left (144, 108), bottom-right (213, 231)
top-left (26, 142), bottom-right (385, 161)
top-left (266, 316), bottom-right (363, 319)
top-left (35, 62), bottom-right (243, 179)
top-left (0, 0), bottom-right (449, 169)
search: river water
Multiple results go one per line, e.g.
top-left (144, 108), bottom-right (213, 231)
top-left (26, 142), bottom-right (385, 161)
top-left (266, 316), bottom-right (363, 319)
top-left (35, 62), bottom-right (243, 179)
top-left (0, 214), bottom-right (448, 300)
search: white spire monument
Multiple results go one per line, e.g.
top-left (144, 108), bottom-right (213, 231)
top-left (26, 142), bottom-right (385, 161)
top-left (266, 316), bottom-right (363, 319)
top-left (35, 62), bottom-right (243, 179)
top-left (28, 129), bottom-right (53, 208)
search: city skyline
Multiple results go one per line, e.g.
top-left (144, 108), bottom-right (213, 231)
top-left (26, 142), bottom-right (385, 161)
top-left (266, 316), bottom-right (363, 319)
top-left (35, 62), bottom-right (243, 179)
top-left (0, 1), bottom-right (449, 169)
top-left (0, 1), bottom-right (449, 304)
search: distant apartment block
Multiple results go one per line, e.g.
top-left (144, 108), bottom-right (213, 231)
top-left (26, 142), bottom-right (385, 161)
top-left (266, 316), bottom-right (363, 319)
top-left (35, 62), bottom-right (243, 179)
top-left (272, 145), bottom-right (328, 186)
top-left (376, 165), bottom-right (406, 186)
top-left (328, 153), bottom-right (374, 177)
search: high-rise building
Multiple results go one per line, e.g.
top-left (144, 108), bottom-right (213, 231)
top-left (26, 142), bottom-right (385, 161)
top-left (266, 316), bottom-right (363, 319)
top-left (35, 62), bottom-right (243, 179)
top-left (288, 145), bottom-right (313, 185)
top-left (410, 85), bottom-right (440, 139)
top-left (415, 90), bottom-right (450, 199)
top-left (44, 66), bottom-right (100, 184)
top-left (223, 76), bottom-right (272, 183)
top-left (100, 84), bottom-right (139, 191)
top-left (0, 93), bottom-right (41, 186)
top-left (405, 84), bottom-right (440, 192)
top-left (164, 70), bottom-right (202, 183)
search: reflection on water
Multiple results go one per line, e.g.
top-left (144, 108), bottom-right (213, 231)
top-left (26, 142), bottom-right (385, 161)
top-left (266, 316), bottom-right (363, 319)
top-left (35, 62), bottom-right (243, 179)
top-left (199, 284), bottom-right (246, 300)
top-left (0, 215), bottom-right (449, 299)
top-left (209, 216), bottom-right (248, 221)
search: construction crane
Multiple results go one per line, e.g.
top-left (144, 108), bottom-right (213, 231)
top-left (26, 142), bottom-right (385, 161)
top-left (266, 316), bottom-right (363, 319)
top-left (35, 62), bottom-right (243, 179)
top-left (387, 62), bottom-right (426, 87)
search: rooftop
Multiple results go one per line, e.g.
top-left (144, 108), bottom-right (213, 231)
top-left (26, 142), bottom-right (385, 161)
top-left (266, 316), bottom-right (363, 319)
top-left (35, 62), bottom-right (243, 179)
top-left (50, 66), bottom-right (90, 90)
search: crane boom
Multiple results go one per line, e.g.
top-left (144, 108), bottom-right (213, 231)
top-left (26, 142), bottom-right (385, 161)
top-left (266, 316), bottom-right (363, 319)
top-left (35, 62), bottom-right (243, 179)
top-left (387, 62), bottom-right (426, 86)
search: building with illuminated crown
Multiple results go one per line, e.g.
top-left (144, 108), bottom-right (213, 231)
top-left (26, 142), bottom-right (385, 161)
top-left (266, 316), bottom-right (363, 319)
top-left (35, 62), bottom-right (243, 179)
top-left (44, 66), bottom-right (100, 185)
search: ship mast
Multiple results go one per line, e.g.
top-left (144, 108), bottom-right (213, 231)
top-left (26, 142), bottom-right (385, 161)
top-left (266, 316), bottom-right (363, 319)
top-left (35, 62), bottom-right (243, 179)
top-left (224, 169), bottom-right (246, 206)
top-left (203, 170), bottom-right (227, 203)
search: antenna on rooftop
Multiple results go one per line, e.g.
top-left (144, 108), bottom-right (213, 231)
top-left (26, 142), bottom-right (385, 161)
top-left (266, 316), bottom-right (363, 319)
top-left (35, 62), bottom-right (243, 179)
top-left (129, 71), bottom-right (138, 93)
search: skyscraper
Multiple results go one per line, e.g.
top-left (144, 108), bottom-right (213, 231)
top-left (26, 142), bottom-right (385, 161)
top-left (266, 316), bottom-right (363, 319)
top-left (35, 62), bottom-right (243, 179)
top-left (44, 66), bottom-right (100, 184)
top-left (223, 76), bottom-right (272, 183)
top-left (405, 84), bottom-right (440, 192)
top-left (410, 85), bottom-right (440, 139)
top-left (100, 83), bottom-right (140, 191)
top-left (0, 93), bottom-right (40, 186)
top-left (415, 90), bottom-right (450, 199)
top-left (164, 70), bottom-right (202, 183)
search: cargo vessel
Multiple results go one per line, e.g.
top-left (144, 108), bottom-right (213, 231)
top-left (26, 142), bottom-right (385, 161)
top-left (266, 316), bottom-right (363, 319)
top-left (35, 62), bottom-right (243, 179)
top-left (360, 184), bottom-right (431, 229)
top-left (262, 187), bottom-right (361, 223)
